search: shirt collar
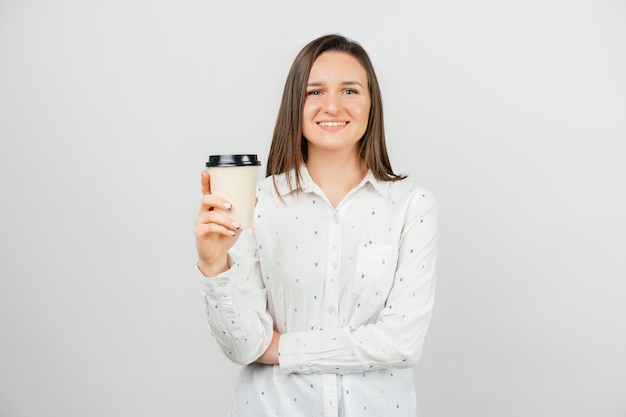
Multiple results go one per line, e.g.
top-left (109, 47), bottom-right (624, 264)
top-left (273, 165), bottom-right (390, 198)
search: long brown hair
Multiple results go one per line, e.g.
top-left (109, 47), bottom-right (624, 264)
top-left (266, 34), bottom-right (406, 192)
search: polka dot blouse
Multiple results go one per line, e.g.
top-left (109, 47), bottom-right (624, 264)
top-left (199, 166), bottom-right (438, 417)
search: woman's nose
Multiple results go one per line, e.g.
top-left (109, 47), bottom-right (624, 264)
top-left (322, 93), bottom-right (340, 113)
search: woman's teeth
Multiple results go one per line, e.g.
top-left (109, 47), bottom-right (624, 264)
top-left (318, 121), bottom-right (347, 127)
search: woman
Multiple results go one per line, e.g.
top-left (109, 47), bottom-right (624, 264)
top-left (196, 34), bottom-right (438, 417)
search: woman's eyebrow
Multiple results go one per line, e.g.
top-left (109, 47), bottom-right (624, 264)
top-left (306, 81), bottom-right (364, 87)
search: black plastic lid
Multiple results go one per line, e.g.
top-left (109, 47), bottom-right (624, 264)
top-left (205, 154), bottom-right (261, 167)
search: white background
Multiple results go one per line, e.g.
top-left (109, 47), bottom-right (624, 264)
top-left (1, 1), bottom-right (625, 416)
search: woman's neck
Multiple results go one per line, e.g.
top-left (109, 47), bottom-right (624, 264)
top-left (306, 150), bottom-right (366, 208)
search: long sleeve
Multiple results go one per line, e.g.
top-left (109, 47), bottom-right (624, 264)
top-left (199, 229), bottom-right (274, 365)
top-left (278, 191), bottom-right (438, 374)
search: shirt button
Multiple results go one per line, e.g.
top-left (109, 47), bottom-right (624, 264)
top-left (328, 306), bottom-right (335, 314)
top-left (331, 261), bottom-right (338, 269)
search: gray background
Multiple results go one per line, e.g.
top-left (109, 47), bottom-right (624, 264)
top-left (1, 1), bottom-right (625, 416)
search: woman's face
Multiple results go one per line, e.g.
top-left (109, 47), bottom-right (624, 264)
top-left (302, 51), bottom-right (371, 156)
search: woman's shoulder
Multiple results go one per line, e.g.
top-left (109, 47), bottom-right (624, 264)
top-left (256, 171), bottom-right (292, 196)
top-left (256, 175), bottom-right (275, 195)
top-left (388, 176), bottom-right (436, 198)
top-left (386, 177), bottom-right (438, 210)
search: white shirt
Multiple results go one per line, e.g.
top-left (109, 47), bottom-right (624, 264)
top-left (199, 166), bottom-right (438, 417)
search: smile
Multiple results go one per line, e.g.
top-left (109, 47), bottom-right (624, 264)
top-left (318, 121), bottom-right (347, 127)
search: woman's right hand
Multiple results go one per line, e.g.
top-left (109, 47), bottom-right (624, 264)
top-left (195, 171), bottom-right (242, 277)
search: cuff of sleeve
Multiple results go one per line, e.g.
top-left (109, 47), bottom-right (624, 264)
top-left (196, 254), bottom-right (232, 295)
top-left (278, 331), bottom-right (309, 374)
top-left (197, 264), bottom-right (233, 301)
top-left (197, 268), bottom-right (228, 286)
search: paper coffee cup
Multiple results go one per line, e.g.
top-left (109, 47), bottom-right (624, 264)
top-left (205, 154), bottom-right (261, 229)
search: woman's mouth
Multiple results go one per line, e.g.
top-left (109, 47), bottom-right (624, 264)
top-left (318, 121), bottom-right (347, 127)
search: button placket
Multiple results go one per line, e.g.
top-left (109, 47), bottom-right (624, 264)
top-left (324, 209), bottom-right (342, 328)
top-left (322, 373), bottom-right (338, 417)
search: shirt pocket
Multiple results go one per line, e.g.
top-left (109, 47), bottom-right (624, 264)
top-left (352, 243), bottom-right (399, 305)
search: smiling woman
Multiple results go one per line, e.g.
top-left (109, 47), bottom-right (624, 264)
top-left (195, 34), bottom-right (439, 417)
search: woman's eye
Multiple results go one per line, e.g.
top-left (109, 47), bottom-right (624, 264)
top-left (307, 90), bottom-right (321, 96)
top-left (344, 89), bottom-right (357, 95)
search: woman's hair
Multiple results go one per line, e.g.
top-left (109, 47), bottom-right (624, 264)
top-left (266, 33), bottom-right (406, 190)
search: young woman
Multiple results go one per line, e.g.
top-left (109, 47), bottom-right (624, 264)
top-left (195, 34), bottom-right (438, 417)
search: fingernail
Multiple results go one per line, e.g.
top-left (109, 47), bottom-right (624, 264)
top-left (229, 230), bottom-right (236, 236)
top-left (231, 222), bottom-right (241, 229)
top-left (223, 202), bottom-right (232, 210)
